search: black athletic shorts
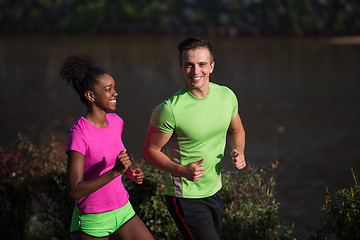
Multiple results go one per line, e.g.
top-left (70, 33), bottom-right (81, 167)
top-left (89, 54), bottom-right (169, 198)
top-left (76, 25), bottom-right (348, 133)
top-left (165, 190), bottom-right (223, 240)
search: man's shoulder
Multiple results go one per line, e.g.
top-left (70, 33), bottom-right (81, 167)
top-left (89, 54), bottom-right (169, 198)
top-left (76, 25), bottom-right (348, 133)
top-left (169, 86), bottom-right (188, 100)
top-left (156, 86), bottom-right (187, 108)
top-left (210, 81), bottom-right (230, 89)
top-left (210, 82), bottom-right (235, 95)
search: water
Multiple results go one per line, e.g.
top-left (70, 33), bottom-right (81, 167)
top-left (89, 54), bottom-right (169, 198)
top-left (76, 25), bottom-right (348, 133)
top-left (1, 34), bottom-right (359, 235)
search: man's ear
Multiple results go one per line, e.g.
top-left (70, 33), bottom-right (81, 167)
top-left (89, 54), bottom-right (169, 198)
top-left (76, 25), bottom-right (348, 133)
top-left (210, 61), bottom-right (215, 73)
top-left (85, 90), bottom-right (95, 103)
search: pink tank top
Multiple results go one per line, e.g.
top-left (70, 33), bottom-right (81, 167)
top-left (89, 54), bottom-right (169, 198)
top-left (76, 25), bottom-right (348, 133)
top-left (66, 113), bottom-right (129, 213)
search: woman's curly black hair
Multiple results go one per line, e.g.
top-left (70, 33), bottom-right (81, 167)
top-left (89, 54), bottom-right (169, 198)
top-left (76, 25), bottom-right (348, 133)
top-left (60, 54), bottom-right (107, 104)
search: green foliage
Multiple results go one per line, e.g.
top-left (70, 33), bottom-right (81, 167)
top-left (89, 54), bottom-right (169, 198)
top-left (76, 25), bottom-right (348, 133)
top-left (123, 163), bottom-right (182, 240)
top-left (313, 169), bottom-right (360, 240)
top-left (0, 0), bottom-right (359, 35)
top-left (124, 161), bottom-right (295, 240)
top-left (221, 161), bottom-right (294, 240)
top-left (2, 135), bottom-right (359, 239)
top-left (0, 135), bottom-right (294, 239)
top-left (0, 134), bottom-right (72, 240)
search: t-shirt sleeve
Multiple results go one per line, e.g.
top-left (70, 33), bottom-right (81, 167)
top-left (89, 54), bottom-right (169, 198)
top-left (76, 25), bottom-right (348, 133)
top-left (109, 113), bottom-right (124, 137)
top-left (226, 87), bottom-right (238, 118)
top-left (150, 100), bottom-right (175, 134)
top-left (66, 129), bottom-right (87, 155)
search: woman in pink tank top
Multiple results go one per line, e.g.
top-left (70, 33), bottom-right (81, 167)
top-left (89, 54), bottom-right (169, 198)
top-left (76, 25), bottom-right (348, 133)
top-left (60, 55), bottom-right (154, 240)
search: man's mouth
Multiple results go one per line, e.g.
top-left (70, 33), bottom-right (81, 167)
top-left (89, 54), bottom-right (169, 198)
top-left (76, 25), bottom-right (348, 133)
top-left (192, 76), bottom-right (202, 81)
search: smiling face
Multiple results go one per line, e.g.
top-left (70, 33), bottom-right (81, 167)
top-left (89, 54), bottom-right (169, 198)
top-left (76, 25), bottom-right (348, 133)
top-left (180, 47), bottom-right (215, 98)
top-left (91, 73), bottom-right (118, 112)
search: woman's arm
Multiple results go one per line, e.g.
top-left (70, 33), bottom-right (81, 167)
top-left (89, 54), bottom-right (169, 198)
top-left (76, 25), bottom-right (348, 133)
top-left (66, 150), bottom-right (130, 201)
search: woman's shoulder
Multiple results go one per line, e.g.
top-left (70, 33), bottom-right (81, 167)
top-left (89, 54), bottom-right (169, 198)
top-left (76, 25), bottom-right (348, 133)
top-left (69, 116), bottom-right (87, 131)
top-left (107, 112), bottom-right (122, 120)
top-left (67, 117), bottom-right (88, 142)
top-left (106, 113), bottom-right (124, 128)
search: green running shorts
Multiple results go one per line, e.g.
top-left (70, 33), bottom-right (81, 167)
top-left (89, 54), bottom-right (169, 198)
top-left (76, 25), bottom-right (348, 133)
top-left (70, 201), bottom-right (136, 237)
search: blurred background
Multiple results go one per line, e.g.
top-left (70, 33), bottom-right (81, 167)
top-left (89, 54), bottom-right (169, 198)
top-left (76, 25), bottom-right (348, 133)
top-left (1, 0), bottom-right (360, 236)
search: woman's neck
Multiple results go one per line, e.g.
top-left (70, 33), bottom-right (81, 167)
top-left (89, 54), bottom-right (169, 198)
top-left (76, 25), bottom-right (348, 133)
top-left (85, 109), bottom-right (108, 128)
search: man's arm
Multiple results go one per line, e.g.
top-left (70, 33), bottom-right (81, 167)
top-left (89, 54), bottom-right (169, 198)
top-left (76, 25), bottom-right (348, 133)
top-left (143, 125), bottom-right (205, 181)
top-left (227, 113), bottom-right (246, 169)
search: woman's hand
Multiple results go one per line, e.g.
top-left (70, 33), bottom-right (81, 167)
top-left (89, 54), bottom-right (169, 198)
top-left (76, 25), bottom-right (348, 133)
top-left (114, 149), bottom-right (131, 175)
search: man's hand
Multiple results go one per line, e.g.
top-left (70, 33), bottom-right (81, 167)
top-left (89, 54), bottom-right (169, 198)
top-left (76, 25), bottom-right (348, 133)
top-left (231, 149), bottom-right (246, 169)
top-left (182, 158), bottom-right (205, 182)
top-left (126, 167), bottom-right (145, 184)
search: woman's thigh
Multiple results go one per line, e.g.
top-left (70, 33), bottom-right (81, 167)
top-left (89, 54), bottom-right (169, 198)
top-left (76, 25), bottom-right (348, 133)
top-left (71, 231), bottom-right (108, 240)
top-left (110, 215), bottom-right (154, 240)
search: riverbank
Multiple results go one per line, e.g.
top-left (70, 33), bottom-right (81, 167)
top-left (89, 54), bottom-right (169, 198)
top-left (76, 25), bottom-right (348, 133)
top-left (1, 0), bottom-right (359, 36)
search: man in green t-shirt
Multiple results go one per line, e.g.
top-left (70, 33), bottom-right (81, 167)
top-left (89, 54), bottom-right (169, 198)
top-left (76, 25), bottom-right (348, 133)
top-left (143, 37), bottom-right (246, 240)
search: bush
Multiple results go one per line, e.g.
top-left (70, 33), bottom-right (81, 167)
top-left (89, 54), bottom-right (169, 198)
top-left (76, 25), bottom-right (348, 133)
top-left (123, 162), bottom-right (182, 240)
top-left (1, 135), bottom-right (294, 239)
top-left (221, 161), bottom-right (294, 240)
top-left (0, 133), bottom-right (72, 240)
top-left (312, 169), bottom-right (360, 240)
top-left (124, 159), bottom-right (295, 239)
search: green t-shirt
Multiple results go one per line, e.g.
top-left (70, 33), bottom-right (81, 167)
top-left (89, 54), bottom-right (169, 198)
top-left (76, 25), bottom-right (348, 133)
top-left (150, 82), bottom-right (238, 198)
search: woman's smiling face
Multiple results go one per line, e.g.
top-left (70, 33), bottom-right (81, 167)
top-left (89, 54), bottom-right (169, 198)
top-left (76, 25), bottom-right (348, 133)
top-left (92, 73), bottom-right (118, 112)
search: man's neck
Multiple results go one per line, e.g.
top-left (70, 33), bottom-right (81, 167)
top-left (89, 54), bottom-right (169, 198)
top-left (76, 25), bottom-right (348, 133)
top-left (186, 84), bottom-right (210, 98)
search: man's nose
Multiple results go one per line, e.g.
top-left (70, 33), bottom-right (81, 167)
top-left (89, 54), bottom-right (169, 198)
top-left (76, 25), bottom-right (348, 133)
top-left (192, 65), bottom-right (200, 74)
